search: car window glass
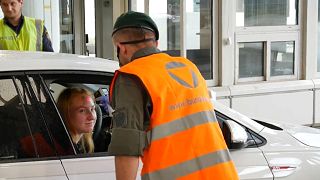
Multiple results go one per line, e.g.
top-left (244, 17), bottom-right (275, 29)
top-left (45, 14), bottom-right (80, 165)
top-left (27, 75), bottom-right (75, 158)
top-left (0, 78), bottom-right (31, 161)
top-left (0, 76), bottom-right (52, 161)
top-left (15, 76), bottom-right (72, 159)
top-left (28, 76), bottom-right (46, 103)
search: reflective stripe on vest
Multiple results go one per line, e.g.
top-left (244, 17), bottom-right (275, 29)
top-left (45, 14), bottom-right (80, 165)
top-left (110, 53), bottom-right (239, 179)
top-left (146, 110), bottom-right (217, 145)
top-left (0, 17), bottom-right (43, 51)
top-left (141, 149), bottom-right (231, 180)
top-left (35, 19), bottom-right (43, 51)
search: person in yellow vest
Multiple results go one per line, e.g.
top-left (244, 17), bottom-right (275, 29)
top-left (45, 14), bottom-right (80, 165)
top-left (108, 11), bottom-right (239, 180)
top-left (0, 0), bottom-right (53, 51)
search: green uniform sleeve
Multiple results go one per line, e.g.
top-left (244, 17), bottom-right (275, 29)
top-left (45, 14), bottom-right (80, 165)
top-left (108, 73), bottom-right (150, 156)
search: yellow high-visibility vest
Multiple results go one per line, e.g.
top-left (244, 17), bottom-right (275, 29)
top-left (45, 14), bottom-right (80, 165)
top-left (0, 17), bottom-right (43, 51)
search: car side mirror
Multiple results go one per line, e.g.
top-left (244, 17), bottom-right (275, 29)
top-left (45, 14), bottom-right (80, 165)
top-left (222, 120), bottom-right (248, 149)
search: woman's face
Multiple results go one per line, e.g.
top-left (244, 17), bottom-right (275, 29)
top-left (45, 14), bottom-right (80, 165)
top-left (67, 94), bottom-right (96, 135)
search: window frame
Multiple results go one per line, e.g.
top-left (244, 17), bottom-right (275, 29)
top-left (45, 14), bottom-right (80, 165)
top-left (317, 0), bottom-right (320, 77)
top-left (235, 27), bottom-right (300, 84)
top-left (233, 0), bottom-right (301, 84)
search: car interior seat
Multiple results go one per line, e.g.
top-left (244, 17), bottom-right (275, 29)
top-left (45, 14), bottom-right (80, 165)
top-left (93, 104), bottom-right (111, 152)
top-left (0, 108), bottom-right (17, 160)
top-left (93, 104), bottom-right (102, 141)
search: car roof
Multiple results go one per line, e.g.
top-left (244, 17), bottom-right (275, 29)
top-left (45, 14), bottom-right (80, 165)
top-left (0, 50), bottom-right (119, 73)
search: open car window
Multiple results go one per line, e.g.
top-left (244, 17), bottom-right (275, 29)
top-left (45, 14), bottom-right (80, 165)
top-left (39, 72), bottom-right (114, 157)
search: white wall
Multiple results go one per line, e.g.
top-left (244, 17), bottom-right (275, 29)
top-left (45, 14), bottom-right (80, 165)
top-left (314, 79), bottom-right (320, 125)
top-left (212, 80), bottom-right (316, 126)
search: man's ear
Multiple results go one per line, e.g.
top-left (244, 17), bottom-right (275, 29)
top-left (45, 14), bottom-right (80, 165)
top-left (20, 0), bottom-right (24, 5)
top-left (118, 44), bottom-right (128, 56)
top-left (117, 44), bottom-right (123, 54)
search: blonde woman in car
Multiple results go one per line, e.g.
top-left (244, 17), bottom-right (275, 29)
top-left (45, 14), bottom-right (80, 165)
top-left (57, 87), bottom-right (96, 153)
top-left (19, 87), bottom-right (96, 157)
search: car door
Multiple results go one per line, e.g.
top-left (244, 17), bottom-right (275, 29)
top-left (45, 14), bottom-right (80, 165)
top-left (230, 141), bottom-right (273, 180)
top-left (0, 74), bottom-right (68, 179)
top-left (215, 111), bottom-right (273, 180)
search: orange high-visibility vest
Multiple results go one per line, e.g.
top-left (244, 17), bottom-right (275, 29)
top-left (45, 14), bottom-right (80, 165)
top-left (110, 53), bottom-right (239, 180)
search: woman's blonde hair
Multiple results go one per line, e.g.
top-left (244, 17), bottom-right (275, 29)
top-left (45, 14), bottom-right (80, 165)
top-left (56, 87), bottom-right (95, 153)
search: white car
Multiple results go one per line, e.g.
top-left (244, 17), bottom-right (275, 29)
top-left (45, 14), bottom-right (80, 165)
top-left (0, 51), bottom-right (319, 180)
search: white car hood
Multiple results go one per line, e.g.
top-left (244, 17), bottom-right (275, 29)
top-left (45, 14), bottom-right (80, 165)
top-left (281, 124), bottom-right (320, 148)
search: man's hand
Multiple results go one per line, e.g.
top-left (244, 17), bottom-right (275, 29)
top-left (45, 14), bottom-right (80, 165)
top-left (96, 95), bottom-right (109, 111)
top-left (115, 156), bottom-right (139, 180)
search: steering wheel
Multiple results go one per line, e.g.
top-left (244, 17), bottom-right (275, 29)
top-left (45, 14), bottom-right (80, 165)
top-left (93, 104), bottom-right (102, 141)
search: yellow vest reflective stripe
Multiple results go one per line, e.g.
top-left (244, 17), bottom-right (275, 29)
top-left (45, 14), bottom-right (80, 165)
top-left (110, 53), bottom-right (239, 180)
top-left (0, 17), bottom-right (43, 51)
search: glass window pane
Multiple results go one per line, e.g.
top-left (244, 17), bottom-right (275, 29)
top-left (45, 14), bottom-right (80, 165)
top-left (239, 42), bottom-right (264, 78)
top-left (129, 0), bottom-right (145, 12)
top-left (318, 0), bottom-right (320, 72)
top-left (60, 0), bottom-right (74, 53)
top-left (0, 76), bottom-right (62, 161)
top-left (28, 75), bottom-right (75, 157)
top-left (0, 78), bottom-right (31, 161)
top-left (85, 0), bottom-right (96, 57)
top-left (236, 0), bottom-right (298, 27)
top-left (186, 0), bottom-right (212, 79)
top-left (132, 0), bottom-right (213, 79)
top-left (16, 76), bottom-right (70, 159)
top-left (150, 0), bottom-right (181, 56)
top-left (270, 41), bottom-right (295, 76)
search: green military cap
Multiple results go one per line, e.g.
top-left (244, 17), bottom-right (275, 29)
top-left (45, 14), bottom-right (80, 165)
top-left (112, 11), bottom-right (159, 40)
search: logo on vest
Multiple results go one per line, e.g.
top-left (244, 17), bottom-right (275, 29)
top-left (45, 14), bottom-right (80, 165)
top-left (166, 62), bottom-right (199, 89)
top-left (0, 36), bottom-right (15, 41)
